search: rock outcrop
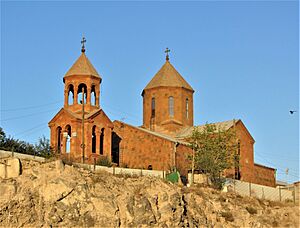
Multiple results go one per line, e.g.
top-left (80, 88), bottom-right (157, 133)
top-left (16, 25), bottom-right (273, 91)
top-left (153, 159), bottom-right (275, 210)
top-left (0, 160), bottom-right (299, 227)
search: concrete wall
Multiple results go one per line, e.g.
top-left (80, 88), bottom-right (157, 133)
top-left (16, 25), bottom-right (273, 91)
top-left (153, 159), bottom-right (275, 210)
top-left (75, 163), bottom-right (165, 178)
top-left (187, 173), bottom-right (208, 185)
top-left (0, 150), bottom-right (45, 162)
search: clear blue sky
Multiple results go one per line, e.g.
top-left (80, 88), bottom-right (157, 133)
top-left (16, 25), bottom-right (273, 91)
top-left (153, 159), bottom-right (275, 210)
top-left (1, 1), bottom-right (299, 183)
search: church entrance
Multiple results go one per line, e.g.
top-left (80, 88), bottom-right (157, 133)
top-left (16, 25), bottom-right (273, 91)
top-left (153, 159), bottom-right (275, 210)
top-left (111, 132), bottom-right (121, 166)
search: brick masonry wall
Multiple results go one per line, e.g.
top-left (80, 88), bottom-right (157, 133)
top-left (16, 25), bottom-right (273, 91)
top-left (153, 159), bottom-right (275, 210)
top-left (49, 109), bottom-right (113, 164)
top-left (234, 121), bottom-right (256, 183)
top-left (175, 144), bottom-right (193, 177)
top-left (253, 164), bottom-right (276, 187)
top-left (235, 121), bottom-right (275, 186)
top-left (113, 121), bottom-right (174, 171)
top-left (142, 87), bottom-right (194, 133)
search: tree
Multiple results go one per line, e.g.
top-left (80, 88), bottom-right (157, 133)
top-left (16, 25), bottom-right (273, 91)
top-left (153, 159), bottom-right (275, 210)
top-left (0, 127), bottom-right (52, 157)
top-left (34, 135), bottom-right (52, 158)
top-left (187, 123), bottom-right (239, 189)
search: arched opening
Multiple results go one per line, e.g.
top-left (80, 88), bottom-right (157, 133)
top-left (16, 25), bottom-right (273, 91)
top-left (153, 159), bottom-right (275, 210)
top-left (68, 84), bottom-right (74, 105)
top-left (91, 85), bottom-right (96, 106)
top-left (186, 98), bottom-right (189, 119)
top-left (100, 128), bottom-right (104, 155)
top-left (56, 127), bottom-right (62, 153)
top-left (111, 132), bottom-right (121, 165)
top-left (65, 125), bottom-right (71, 153)
top-left (92, 125), bottom-right (96, 153)
top-left (151, 97), bottom-right (155, 117)
top-left (168, 96), bottom-right (174, 117)
top-left (77, 83), bottom-right (87, 104)
top-left (235, 140), bottom-right (241, 180)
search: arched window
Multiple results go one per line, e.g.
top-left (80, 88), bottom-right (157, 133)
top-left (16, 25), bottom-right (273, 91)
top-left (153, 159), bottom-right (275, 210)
top-left (92, 125), bottom-right (96, 153)
top-left (168, 96), bottom-right (174, 117)
top-left (68, 84), bottom-right (74, 105)
top-left (65, 125), bottom-right (71, 153)
top-left (186, 98), bottom-right (189, 119)
top-left (91, 85), bottom-right (96, 106)
top-left (56, 127), bottom-right (62, 153)
top-left (100, 128), bottom-right (104, 155)
top-left (77, 83), bottom-right (87, 104)
top-left (151, 97), bottom-right (155, 117)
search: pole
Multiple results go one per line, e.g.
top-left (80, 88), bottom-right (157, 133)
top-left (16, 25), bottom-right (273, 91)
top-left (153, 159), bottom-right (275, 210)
top-left (191, 147), bottom-right (195, 185)
top-left (81, 88), bottom-right (85, 164)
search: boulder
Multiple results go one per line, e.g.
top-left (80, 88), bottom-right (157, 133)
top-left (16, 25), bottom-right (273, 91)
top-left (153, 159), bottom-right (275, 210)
top-left (0, 158), bottom-right (22, 179)
top-left (7, 158), bottom-right (22, 178)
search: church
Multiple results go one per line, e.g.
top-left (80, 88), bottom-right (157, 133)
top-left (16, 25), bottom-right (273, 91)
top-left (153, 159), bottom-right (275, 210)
top-left (48, 40), bottom-right (276, 187)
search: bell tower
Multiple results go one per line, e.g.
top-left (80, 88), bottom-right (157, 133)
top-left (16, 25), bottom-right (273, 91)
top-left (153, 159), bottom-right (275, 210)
top-left (142, 49), bottom-right (194, 135)
top-left (63, 37), bottom-right (101, 114)
top-left (49, 38), bottom-right (114, 164)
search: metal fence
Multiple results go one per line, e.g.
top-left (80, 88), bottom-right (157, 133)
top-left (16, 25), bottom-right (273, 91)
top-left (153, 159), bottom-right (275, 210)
top-left (225, 179), bottom-right (296, 203)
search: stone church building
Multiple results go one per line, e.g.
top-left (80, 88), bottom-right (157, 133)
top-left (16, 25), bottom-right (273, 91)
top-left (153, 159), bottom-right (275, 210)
top-left (49, 43), bottom-right (276, 187)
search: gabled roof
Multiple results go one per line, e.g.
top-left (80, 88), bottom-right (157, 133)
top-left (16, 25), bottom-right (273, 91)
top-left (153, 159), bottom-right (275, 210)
top-left (176, 119), bottom-right (240, 139)
top-left (48, 108), bottom-right (108, 125)
top-left (64, 52), bottom-right (100, 78)
top-left (48, 108), bottom-right (79, 125)
top-left (143, 60), bottom-right (193, 92)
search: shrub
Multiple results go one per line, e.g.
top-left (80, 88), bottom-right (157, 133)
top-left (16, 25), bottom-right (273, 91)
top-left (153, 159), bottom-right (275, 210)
top-left (221, 211), bottom-right (234, 222)
top-left (96, 156), bottom-right (112, 167)
top-left (246, 206), bottom-right (257, 215)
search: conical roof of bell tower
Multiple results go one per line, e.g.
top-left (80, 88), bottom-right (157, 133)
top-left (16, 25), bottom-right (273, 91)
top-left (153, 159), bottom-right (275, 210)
top-left (64, 52), bottom-right (100, 78)
top-left (143, 60), bottom-right (193, 92)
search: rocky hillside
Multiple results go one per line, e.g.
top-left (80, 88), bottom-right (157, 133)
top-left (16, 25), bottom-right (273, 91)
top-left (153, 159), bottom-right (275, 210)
top-left (0, 160), bottom-right (299, 227)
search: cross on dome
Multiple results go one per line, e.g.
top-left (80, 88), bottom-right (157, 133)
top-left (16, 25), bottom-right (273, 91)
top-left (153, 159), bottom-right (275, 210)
top-left (81, 37), bottom-right (86, 53)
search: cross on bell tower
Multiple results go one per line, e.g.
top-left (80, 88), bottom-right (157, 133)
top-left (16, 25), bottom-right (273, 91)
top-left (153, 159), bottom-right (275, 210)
top-left (165, 47), bottom-right (170, 61)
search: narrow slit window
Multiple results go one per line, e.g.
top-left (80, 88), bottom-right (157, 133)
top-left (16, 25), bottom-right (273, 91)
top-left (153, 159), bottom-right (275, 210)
top-left (168, 96), bottom-right (174, 117)
top-left (151, 97), bottom-right (155, 117)
top-left (186, 98), bottom-right (189, 119)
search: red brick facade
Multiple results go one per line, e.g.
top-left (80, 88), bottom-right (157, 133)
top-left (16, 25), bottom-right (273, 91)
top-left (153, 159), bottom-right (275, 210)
top-left (48, 51), bottom-right (113, 164)
top-left (49, 47), bottom-right (276, 187)
top-left (142, 87), bottom-right (194, 134)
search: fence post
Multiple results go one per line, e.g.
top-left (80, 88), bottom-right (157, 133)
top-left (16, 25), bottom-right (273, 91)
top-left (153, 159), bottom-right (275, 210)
top-left (279, 187), bottom-right (282, 202)
top-left (249, 182), bottom-right (252, 197)
top-left (113, 166), bottom-right (115, 175)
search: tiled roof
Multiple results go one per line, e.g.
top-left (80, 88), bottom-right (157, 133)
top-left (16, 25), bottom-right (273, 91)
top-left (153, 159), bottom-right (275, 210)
top-left (176, 119), bottom-right (240, 139)
top-left (144, 60), bottom-right (193, 91)
top-left (64, 52), bottom-right (100, 78)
